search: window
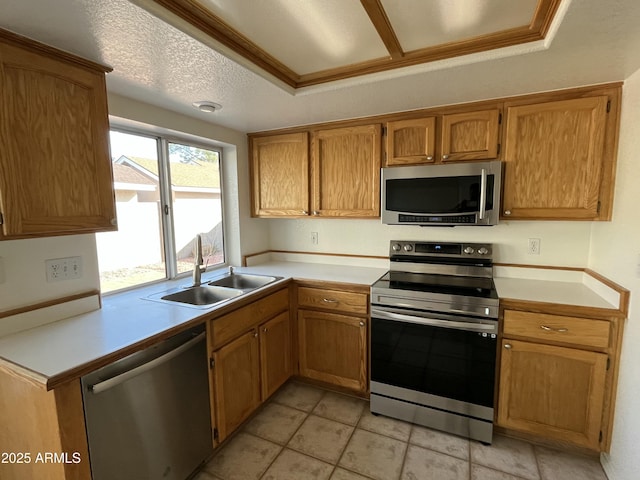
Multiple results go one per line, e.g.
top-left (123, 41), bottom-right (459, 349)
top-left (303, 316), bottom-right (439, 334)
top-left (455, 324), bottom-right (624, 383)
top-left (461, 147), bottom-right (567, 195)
top-left (96, 130), bottom-right (224, 293)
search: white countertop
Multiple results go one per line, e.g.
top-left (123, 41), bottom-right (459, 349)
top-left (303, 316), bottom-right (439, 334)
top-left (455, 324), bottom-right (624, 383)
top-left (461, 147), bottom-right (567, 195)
top-left (494, 277), bottom-right (618, 309)
top-left (0, 259), bottom-right (624, 388)
top-left (0, 261), bottom-right (387, 387)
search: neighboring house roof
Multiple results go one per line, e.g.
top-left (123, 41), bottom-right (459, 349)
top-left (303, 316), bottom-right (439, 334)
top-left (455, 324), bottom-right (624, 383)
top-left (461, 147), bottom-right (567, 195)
top-left (115, 155), bottom-right (220, 189)
top-left (112, 163), bottom-right (157, 186)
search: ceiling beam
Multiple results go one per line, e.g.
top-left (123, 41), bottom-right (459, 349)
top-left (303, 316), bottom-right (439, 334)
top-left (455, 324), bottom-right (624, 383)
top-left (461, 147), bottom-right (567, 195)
top-left (359, 0), bottom-right (404, 59)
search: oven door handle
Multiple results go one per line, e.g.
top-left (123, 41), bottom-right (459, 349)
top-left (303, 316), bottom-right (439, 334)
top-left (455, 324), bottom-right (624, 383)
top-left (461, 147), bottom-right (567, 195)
top-left (479, 168), bottom-right (487, 220)
top-left (372, 309), bottom-right (497, 333)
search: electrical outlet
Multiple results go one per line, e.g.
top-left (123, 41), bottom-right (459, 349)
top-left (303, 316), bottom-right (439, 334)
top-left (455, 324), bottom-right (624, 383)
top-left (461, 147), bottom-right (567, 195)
top-left (311, 232), bottom-right (318, 245)
top-left (46, 257), bottom-right (83, 282)
top-left (528, 238), bottom-right (541, 255)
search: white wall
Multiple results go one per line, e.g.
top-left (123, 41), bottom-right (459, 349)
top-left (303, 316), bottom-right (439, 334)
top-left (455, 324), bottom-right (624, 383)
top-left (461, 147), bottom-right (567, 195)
top-left (0, 234), bottom-right (100, 311)
top-left (590, 68), bottom-right (640, 480)
top-left (269, 218), bottom-right (593, 266)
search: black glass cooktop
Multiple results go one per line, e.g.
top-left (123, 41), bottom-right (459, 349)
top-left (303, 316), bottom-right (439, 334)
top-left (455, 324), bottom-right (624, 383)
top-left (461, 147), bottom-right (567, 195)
top-left (380, 271), bottom-right (498, 299)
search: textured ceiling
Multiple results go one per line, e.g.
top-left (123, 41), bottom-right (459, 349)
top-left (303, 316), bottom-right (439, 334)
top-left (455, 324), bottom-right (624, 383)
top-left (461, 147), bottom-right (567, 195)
top-left (1, 0), bottom-right (640, 133)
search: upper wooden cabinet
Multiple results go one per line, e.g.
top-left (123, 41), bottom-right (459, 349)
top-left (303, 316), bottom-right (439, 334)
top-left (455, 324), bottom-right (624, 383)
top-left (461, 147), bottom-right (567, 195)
top-left (502, 90), bottom-right (619, 221)
top-left (385, 108), bottom-right (500, 165)
top-left (440, 109), bottom-right (500, 162)
top-left (250, 124), bottom-right (381, 218)
top-left (250, 132), bottom-right (309, 216)
top-left (311, 124), bottom-right (381, 218)
top-left (385, 117), bottom-right (436, 165)
top-left (0, 30), bottom-right (116, 239)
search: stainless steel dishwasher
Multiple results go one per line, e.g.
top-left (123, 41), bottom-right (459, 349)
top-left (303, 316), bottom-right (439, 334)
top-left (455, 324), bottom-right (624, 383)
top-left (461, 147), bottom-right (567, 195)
top-left (81, 325), bottom-right (213, 480)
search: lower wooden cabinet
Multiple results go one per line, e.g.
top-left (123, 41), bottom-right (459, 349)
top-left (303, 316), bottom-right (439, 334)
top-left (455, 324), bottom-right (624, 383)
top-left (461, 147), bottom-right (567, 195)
top-left (212, 329), bottom-right (261, 442)
top-left (298, 309), bottom-right (367, 392)
top-left (260, 311), bottom-right (291, 399)
top-left (497, 339), bottom-right (607, 450)
top-left (208, 288), bottom-right (291, 443)
top-left (497, 308), bottom-right (623, 452)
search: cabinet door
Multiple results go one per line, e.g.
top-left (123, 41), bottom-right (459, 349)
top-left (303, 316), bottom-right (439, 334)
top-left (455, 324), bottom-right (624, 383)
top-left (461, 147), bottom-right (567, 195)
top-left (212, 330), bottom-right (261, 442)
top-left (498, 339), bottom-right (607, 450)
top-left (502, 96), bottom-right (608, 220)
top-left (311, 125), bottom-right (381, 217)
top-left (259, 312), bottom-right (291, 400)
top-left (298, 309), bottom-right (367, 392)
top-left (0, 41), bottom-right (115, 238)
top-left (251, 132), bottom-right (309, 217)
top-left (386, 117), bottom-right (436, 165)
top-left (441, 109), bottom-right (500, 162)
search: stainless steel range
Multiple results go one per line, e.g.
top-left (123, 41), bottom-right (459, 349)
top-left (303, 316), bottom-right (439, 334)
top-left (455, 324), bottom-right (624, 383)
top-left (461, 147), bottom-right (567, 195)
top-left (370, 240), bottom-right (499, 444)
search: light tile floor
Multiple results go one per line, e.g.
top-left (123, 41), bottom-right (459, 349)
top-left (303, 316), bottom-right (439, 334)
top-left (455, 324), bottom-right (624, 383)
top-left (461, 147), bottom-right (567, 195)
top-left (195, 381), bottom-right (608, 480)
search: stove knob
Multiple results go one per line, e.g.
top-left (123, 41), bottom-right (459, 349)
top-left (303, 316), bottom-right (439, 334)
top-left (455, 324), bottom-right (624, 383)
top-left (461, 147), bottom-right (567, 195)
top-left (478, 247), bottom-right (489, 255)
top-left (391, 243), bottom-right (402, 252)
top-left (403, 244), bottom-right (413, 252)
top-left (463, 246), bottom-right (475, 254)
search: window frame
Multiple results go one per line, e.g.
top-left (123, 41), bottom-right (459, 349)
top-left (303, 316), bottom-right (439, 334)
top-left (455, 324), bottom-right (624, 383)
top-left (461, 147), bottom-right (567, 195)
top-left (100, 125), bottom-right (227, 294)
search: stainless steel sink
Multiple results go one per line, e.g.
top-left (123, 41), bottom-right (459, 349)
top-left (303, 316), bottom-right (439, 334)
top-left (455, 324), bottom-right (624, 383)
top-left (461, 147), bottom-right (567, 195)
top-left (207, 273), bottom-right (280, 290)
top-left (147, 285), bottom-right (243, 308)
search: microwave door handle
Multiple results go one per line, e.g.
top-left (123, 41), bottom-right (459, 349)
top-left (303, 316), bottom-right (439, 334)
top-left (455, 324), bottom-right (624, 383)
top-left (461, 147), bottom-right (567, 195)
top-left (479, 168), bottom-right (487, 220)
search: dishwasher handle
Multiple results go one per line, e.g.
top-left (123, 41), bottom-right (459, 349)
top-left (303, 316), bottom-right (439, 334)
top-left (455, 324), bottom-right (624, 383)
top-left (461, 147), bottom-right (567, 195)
top-left (89, 332), bottom-right (206, 394)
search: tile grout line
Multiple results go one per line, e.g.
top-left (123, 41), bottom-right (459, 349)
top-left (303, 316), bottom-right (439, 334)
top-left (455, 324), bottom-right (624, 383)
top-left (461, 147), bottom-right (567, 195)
top-left (258, 387), bottom-right (325, 479)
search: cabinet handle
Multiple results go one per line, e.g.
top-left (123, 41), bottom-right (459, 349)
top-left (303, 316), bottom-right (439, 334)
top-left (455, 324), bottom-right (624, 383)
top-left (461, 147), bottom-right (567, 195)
top-left (313, 211), bottom-right (320, 216)
top-left (359, 320), bottom-right (365, 327)
top-left (253, 331), bottom-right (259, 338)
top-left (110, 218), bottom-right (117, 226)
top-left (442, 154), bottom-right (449, 160)
top-left (322, 298), bottom-right (339, 303)
top-left (302, 210), bottom-right (309, 215)
top-left (263, 327), bottom-right (268, 333)
top-left (540, 325), bottom-right (568, 333)
top-left (504, 344), bottom-right (512, 349)
top-left (426, 155), bottom-right (433, 161)
top-left (504, 210), bottom-right (511, 215)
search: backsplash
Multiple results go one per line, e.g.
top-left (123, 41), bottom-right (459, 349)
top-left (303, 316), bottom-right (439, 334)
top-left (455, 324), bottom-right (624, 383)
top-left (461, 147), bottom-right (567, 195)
top-left (0, 234), bottom-right (100, 316)
top-left (267, 218), bottom-right (593, 267)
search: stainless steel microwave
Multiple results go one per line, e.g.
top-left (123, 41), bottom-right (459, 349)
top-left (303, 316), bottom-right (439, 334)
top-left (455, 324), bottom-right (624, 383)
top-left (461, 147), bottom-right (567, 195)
top-left (381, 161), bottom-right (503, 226)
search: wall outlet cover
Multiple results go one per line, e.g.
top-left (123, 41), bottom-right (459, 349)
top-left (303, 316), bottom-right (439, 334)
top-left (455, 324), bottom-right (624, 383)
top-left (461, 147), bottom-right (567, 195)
top-left (46, 257), bottom-right (83, 282)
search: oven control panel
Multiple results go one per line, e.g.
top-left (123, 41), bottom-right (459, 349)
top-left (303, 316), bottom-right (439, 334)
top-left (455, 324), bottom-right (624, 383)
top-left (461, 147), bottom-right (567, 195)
top-left (389, 241), bottom-right (492, 259)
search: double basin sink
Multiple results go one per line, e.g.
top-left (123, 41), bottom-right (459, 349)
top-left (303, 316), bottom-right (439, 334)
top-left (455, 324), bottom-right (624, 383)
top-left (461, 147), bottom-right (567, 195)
top-left (147, 272), bottom-right (282, 308)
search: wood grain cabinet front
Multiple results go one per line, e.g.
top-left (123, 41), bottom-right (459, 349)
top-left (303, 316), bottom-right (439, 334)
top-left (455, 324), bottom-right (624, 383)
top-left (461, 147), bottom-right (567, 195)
top-left (501, 89), bottom-right (620, 221)
top-left (211, 329), bottom-right (261, 443)
top-left (311, 124), bottom-right (381, 218)
top-left (250, 124), bottom-right (382, 218)
top-left (208, 288), bottom-right (291, 443)
top-left (298, 309), bottom-right (367, 393)
top-left (385, 108), bottom-right (500, 166)
top-left (296, 283), bottom-right (369, 393)
top-left (250, 132), bottom-right (309, 217)
top-left (497, 308), bottom-right (622, 452)
top-left (0, 30), bottom-right (116, 239)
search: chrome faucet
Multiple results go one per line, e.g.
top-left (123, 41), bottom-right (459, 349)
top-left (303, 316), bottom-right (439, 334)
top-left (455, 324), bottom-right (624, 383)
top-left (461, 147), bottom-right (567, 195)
top-left (192, 234), bottom-right (205, 286)
top-left (229, 265), bottom-right (234, 275)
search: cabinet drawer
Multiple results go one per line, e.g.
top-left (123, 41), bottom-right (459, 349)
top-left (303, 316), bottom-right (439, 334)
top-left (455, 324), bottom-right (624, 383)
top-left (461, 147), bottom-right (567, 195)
top-left (297, 287), bottom-right (368, 315)
top-left (503, 310), bottom-right (610, 349)
top-left (212, 288), bottom-right (289, 349)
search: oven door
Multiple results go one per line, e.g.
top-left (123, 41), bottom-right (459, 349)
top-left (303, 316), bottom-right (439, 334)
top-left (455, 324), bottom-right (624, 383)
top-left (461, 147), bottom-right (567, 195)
top-left (371, 307), bottom-right (497, 415)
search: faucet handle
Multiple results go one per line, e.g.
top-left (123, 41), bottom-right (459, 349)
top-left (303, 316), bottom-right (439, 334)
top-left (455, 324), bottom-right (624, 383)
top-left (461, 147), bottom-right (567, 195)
top-left (229, 266), bottom-right (234, 275)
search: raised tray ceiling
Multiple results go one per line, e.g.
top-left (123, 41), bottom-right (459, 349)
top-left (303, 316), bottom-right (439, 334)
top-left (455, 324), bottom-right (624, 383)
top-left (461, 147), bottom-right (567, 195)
top-left (142, 0), bottom-right (561, 89)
